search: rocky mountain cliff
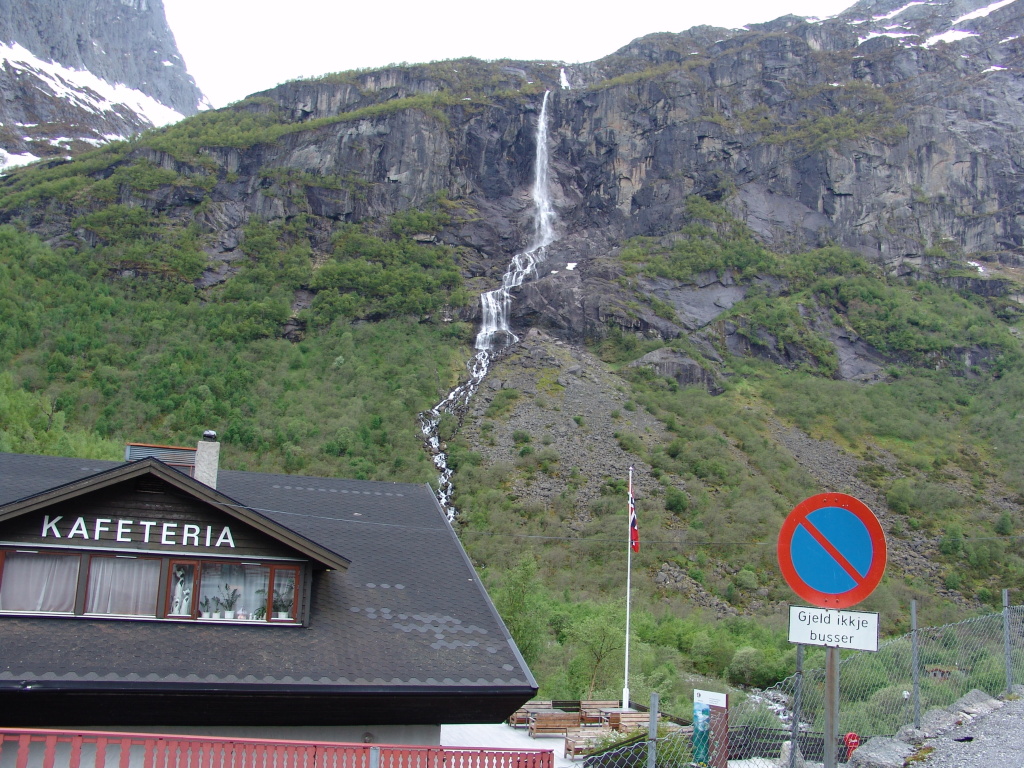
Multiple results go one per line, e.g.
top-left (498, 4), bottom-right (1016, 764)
top-left (217, 0), bottom-right (1024, 275)
top-left (7, 0), bottom-right (1014, 360)
top-left (282, 0), bottom-right (1021, 364)
top-left (3, 0), bottom-right (1021, 402)
top-left (0, 0), bottom-right (205, 170)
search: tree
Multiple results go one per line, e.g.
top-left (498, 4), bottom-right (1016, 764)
top-left (493, 558), bottom-right (546, 666)
top-left (566, 602), bottom-right (626, 699)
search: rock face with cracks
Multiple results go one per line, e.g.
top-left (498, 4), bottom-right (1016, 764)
top-left (6, 0), bottom-right (1024, 332)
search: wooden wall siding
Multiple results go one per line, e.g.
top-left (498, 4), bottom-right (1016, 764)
top-left (0, 481), bottom-right (301, 559)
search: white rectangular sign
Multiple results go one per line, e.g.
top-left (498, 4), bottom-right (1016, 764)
top-left (789, 606), bottom-right (879, 652)
top-left (694, 689), bottom-right (727, 708)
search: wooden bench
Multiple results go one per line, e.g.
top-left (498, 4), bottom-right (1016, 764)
top-left (564, 728), bottom-right (613, 759)
top-left (528, 710), bottom-right (581, 738)
top-left (508, 701), bottom-right (552, 728)
top-left (580, 700), bottom-right (620, 725)
top-left (604, 711), bottom-right (653, 732)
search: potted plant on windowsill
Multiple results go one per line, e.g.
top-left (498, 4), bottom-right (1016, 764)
top-left (253, 587), bottom-right (268, 620)
top-left (272, 586), bottom-right (294, 619)
top-left (199, 597), bottom-right (211, 619)
top-left (220, 584), bottom-right (241, 620)
top-left (210, 596), bottom-right (223, 619)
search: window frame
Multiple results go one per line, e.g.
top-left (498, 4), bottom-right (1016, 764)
top-left (267, 564), bottom-right (301, 622)
top-left (0, 549), bottom-right (82, 614)
top-left (165, 559), bottom-right (201, 619)
top-left (83, 553), bottom-right (163, 618)
top-left (0, 548), bottom-right (307, 625)
top-left (177, 561), bottom-right (303, 623)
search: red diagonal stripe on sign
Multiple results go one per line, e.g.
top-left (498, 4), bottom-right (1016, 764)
top-left (799, 518), bottom-right (866, 584)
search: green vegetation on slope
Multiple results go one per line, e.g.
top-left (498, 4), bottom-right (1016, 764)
top-left (140, 93), bottom-right (462, 163)
top-left (310, 57), bottom-right (554, 98)
top-left (309, 221), bottom-right (466, 323)
top-left (3, 128), bottom-right (1024, 716)
top-left (0, 219), bottom-right (471, 479)
top-left (445, 199), bottom-right (1024, 714)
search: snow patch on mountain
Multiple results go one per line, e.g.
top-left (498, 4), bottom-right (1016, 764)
top-left (0, 148), bottom-right (42, 172)
top-left (0, 42), bottom-right (185, 128)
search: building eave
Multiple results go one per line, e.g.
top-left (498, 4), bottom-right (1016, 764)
top-left (0, 458), bottom-right (351, 572)
top-left (0, 681), bottom-right (538, 727)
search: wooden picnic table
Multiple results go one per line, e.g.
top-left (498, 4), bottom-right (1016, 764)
top-left (508, 701), bottom-right (553, 728)
top-left (580, 700), bottom-right (620, 725)
top-left (528, 710), bottom-right (582, 738)
top-left (601, 709), bottom-right (654, 732)
top-left (564, 727), bottom-right (614, 760)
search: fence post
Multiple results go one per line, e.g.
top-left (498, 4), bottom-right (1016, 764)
top-left (1004, 589), bottom-right (1013, 696)
top-left (789, 644), bottom-right (803, 768)
top-left (823, 647), bottom-right (840, 768)
top-left (912, 599), bottom-right (921, 729)
top-left (647, 691), bottom-right (659, 768)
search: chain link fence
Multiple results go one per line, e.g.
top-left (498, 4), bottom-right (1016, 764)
top-left (580, 727), bottom-right (693, 768)
top-left (582, 601), bottom-right (1024, 767)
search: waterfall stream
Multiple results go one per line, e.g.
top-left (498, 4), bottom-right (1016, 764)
top-left (419, 91), bottom-right (555, 519)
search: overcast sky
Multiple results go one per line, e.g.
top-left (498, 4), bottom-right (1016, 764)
top-left (163, 0), bottom-right (859, 108)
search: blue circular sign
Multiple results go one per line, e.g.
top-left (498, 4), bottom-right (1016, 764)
top-left (778, 493), bottom-right (887, 608)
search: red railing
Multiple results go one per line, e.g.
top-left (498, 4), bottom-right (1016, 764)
top-left (0, 729), bottom-right (555, 768)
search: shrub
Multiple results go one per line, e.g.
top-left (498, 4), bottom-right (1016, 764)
top-left (485, 389), bottom-right (521, 418)
top-left (665, 487), bottom-right (689, 515)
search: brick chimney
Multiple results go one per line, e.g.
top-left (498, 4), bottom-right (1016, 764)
top-left (194, 430), bottom-right (220, 489)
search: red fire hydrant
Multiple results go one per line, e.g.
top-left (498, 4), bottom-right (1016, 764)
top-left (844, 733), bottom-right (860, 762)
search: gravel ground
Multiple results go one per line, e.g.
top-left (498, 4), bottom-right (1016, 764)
top-left (916, 697), bottom-right (1024, 767)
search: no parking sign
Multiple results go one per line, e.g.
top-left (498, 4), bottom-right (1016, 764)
top-left (779, 493), bottom-right (885, 768)
top-left (777, 493), bottom-right (887, 609)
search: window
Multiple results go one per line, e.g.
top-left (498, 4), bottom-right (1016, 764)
top-left (0, 552), bottom-right (79, 613)
top-left (193, 562), bottom-right (299, 622)
top-left (168, 561), bottom-right (197, 617)
top-left (0, 549), bottom-right (302, 624)
top-left (272, 568), bottom-right (297, 621)
top-left (85, 556), bottom-right (161, 616)
top-left (198, 562), bottom-right (269, 620)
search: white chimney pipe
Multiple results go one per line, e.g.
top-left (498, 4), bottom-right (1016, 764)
top-left (194, 430), bottom-right (220, 489)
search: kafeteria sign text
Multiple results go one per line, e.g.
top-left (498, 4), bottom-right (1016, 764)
top-left (41, 515), bottom-right (236, 548)
top-left (789, 605), bottom-right (879, 651)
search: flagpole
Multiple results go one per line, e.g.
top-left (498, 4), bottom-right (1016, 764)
top-left (623, 466), bottom-right (633, 710)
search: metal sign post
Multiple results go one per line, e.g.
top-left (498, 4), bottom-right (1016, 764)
top-left (778, 493), bottom-right (887, 768)
top-left (824, 647), bottom-right (840, 768)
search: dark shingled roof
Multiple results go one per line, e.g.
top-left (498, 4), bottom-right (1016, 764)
top-left (0, 452), bottom-right (537, 726)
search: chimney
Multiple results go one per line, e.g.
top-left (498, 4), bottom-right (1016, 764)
top-left (194, 430), bottom-right (220, 489)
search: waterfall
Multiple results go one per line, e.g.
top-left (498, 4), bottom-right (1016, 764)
top-left (420, 91), bottom-right (556, 519)
top-left (475, 96), bottom-right (554, 351)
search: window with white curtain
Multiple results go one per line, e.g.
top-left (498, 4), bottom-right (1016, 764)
top-left (0, 549), bottom-right (301, 623)
top-left (85, 556), bottom-right (161, 616)
top-left (0, 552), bottom-right (80, 613)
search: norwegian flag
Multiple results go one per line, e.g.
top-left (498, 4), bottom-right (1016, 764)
top-left (628, 470), bottom-right (639, 553)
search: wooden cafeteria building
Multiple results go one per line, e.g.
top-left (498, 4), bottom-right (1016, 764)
top-left (0, 440), bottom-right (536, 743)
